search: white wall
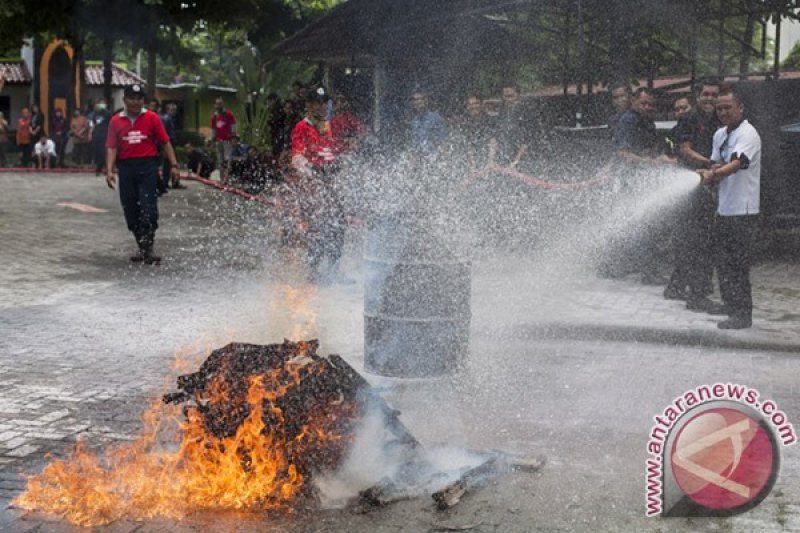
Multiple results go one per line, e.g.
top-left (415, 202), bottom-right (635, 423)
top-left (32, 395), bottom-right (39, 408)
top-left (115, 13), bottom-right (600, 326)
top-left (2, 85), bottom-right (32, 125)
top-left (768, 15), bottom-right (800, 64)
top-left (84, 87), bottom-right (125, 113)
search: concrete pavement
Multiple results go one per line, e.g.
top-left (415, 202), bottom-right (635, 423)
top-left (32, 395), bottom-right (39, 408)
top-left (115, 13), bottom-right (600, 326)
top-left (0, 172), bottom-right (798, 532)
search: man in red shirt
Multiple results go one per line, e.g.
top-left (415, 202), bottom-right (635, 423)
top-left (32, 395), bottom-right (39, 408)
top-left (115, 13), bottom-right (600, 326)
top-left (106, 84), bottom-right (179, 264)
top-left (210, 97), bottom-right (236, 171)
top-left (329, 93), bottom-right (365, 155)
top-left (290, 86), bottom-right (351, 284)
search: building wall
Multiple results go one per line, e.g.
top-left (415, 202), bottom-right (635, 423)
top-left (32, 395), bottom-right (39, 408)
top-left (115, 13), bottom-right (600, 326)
top-left (1, 85), bottom-right (33, 127)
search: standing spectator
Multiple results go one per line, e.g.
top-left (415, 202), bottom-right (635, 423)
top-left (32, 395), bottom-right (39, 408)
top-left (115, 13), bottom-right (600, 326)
top-left (184, 143), bottom-right (213, 178)
top-left (160, 103), bottom-right (184, 189)
top-left (612, 87), bottom-right (674, 283)
top-left (330, 93), bottom-right (365, 155)
top-left (69, 109), bottom-right (91, 165)
top-left (0, 112), bottom-right (8, 167)
top-left (699, 86), bottom-right (761, 329)
top-left (147, 98), bottom-right (160, 113)
top-left (34, 133), bottom-right (57, 168)
top-left (455, 94), bottom-right (492, 170)
top-left (491, 84), bottom-right (528, 168)
top-left (607, 83), bottom-right (632, 137)
top-left (408, 89), bottom-right (447, 155)
top-left (16, 107), bottom-right (33, 167)
top-left (90, 99), bottom-right (111, 176)
top-left (664, 80), bottom-right (722, 308)
top-left (105, 84), bottom-right (179, 265)
top-left (667, 96), bottom-right (692, 156)
top-left (29, 103), bottom-right (45, 145)
top-left (50, 108), bottom-right (69, 167)
top-left (614, 88), bottom-right (665, 161)
top-left (209, 97), bottom-right (236, 170)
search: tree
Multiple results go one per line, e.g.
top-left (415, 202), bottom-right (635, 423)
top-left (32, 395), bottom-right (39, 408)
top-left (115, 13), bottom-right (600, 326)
top-left (782, 40), bottom-right (800, 70)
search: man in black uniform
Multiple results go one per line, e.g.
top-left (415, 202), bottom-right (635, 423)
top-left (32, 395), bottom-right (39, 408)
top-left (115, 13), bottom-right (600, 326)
top-left (664, 80), bottom-right (722, 312)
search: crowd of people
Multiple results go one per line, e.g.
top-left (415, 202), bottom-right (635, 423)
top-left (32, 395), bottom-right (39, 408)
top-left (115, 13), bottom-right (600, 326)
top-left (1, 77), bottom-right (762, 327)
top-left (608, 81), bottom-right (761, 330)
top-left (0, 100), bottom-right (117, 171)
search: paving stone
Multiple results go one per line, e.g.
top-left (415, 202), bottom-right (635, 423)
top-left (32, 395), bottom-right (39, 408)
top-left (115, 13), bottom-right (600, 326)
top-left (0, 432), bottom-right (21, 442)
top-left (4, 445), bottom-right (39, 458)
top-left (2, 437), bottom-right (30, 450)
top-left (37, 410), bottom-right (71, 424)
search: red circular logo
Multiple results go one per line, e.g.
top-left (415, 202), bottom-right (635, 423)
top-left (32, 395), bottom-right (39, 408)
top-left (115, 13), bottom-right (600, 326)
top-left (671, 407), bottom-right (777, 510)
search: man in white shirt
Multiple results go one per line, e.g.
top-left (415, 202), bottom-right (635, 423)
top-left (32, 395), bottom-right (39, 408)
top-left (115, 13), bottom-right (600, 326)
top-left (700, 86), bottom-right (761, 329)
top-left (34, 133), bottom-right (57, 169)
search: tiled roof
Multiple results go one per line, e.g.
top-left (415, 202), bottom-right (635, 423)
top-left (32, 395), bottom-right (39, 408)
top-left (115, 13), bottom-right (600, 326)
top-left (84, 63), bottom-right (144, 87)
top-left (0, 61), bottom-right (32, 84)
top-left (534, 71), bottom-right (800, 97)
top-left (0, 61), bottom-right (145, 87)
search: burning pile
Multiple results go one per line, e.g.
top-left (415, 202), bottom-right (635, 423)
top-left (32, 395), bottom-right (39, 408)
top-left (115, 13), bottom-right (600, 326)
top-left (13, 340), bottom-right (416, 526)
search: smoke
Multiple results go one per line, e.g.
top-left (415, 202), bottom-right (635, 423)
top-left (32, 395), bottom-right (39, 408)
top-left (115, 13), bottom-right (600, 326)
top-left (313, 401), bottom-right (488, 509)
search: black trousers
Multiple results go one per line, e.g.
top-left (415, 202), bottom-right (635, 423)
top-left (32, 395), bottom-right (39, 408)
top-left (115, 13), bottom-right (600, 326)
top-left (668, 185), bottom-right (716, 297)
top-left (20, 144), bottom-right (32, 167)
top-left (118, 159), bottom-right (159, 237)
top-left (716, 214), bottom-right (758, 319)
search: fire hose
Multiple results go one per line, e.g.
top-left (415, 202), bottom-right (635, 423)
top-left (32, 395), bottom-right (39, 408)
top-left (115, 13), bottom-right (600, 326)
top-left (180, 172), bottom-right (277, 207)
top-left (479, 163), bottom-right (611, 190)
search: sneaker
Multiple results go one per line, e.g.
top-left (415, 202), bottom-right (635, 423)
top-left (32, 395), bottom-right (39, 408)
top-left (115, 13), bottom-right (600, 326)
top-left (144, 254), bottom-right (162, 265)
top-left (718, 316), bottom-right (752, 329)
top-left (172, 182), bottom-right (187, 189)
top-left (686, 298), bottom-right (728, 315)
top-left (130, 251), bottom-right (145, 263)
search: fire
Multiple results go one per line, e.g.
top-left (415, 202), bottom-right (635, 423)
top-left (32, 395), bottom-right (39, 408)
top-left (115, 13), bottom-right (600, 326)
top-left (13, 342), bottom-right (359, 527)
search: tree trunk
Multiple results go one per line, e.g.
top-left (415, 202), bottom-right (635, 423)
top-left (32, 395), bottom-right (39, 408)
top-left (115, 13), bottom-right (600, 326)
top-left (739, 4), bottom-right (757, 78)
top-left (147, 42), bottom-right (157, 95)
top-left (103, 37), bottom-right (113, 105)
top-left (146, 10), bottom-right (158, 93)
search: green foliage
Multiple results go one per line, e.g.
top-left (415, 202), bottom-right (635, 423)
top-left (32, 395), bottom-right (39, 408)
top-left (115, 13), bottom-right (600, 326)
top-left (782, 41), bottom-right (800, 70)
top-left (228, 46), bottom-right (273, 149)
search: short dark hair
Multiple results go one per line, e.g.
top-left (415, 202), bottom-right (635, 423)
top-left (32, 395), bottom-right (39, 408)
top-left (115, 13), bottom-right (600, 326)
top-left (673, 94), bottom-right (693, 106)
top-left (718, 84), bottom-right (743, 105)
top-left (633, 87), bottom-right (654, 98)
top-left (695, 78), bottom-right (722, 94)
top-left (610, 83), bottom-right (632, 95)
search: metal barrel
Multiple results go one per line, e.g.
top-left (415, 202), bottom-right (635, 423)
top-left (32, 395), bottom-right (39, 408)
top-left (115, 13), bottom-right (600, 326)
top-left (364, 211), bottom-right (471, 377)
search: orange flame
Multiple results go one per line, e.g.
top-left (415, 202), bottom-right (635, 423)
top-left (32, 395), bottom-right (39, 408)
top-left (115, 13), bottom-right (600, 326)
top-left (14, 352), bottom-right (355, 527)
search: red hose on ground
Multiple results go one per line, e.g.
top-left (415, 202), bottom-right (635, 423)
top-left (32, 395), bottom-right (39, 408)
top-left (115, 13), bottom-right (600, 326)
top-left (484, 164), bottom-right (611, 190)
top-left (180, 173), bottom-right (277, 207)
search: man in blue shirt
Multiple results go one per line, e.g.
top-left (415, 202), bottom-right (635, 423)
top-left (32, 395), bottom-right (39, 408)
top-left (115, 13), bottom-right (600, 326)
top-left (614, 87), bottom-right (662, 160)
top-left (408, 89), bottom-right (447, 156)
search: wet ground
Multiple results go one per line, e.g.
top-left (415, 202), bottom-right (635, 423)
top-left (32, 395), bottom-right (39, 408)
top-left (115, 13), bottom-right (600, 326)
top-left (0, 172), bottom-right (798, 532)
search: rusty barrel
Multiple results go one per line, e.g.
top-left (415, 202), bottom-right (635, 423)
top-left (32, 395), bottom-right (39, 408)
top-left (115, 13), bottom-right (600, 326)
top-left (364, 211), bottom-right (471, 377)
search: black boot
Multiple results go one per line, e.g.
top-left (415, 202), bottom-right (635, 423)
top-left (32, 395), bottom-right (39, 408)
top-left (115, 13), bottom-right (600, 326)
top-left (142, 230), bottom-right (161, 265)
top-left (130, 232), bottom-right (146, 262)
